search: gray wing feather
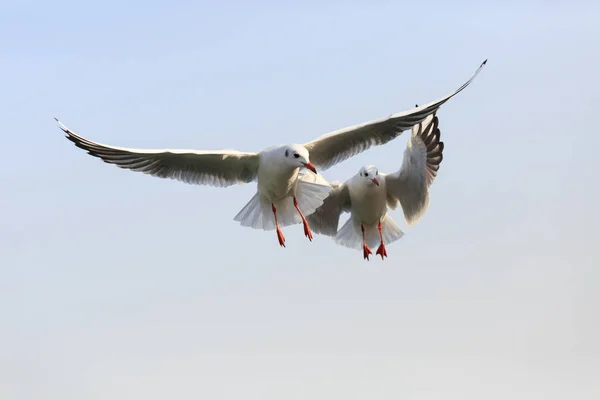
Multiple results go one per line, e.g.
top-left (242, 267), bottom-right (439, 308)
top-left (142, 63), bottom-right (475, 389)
top-left (57, 119), bottom-right (259, 187)
top-left (385, 114), bottom-right (444, 226)
top-left (306, 181), bottom-right (351, 236)
top-left (304, 59), bottom-right (485, 170)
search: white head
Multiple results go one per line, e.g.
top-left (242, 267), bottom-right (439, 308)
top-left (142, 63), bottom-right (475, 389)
top-left (358, 165), bottom-right (380, 187)
top-left (281, 144), bottom-right (317, 174)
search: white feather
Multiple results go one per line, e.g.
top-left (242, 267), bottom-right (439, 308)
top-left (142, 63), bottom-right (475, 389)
top-left (233, 174), bottom-right (331, 231)
top-left (334, 214), bottom-right (404, 250)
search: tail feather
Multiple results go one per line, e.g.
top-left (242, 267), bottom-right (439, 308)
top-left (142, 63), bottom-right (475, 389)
top-left (295, 177), bottom-right (333, 216)
top-left (233, 175), bottom-right (331, 231)
top-left (334, 218), bottom-right (364, 250)
top-left (234, 192), bottom-right (263, 229)
top-left (334, 214), bottom-right (404, 250)
top-left (380, 215), bottom-right (404, 246)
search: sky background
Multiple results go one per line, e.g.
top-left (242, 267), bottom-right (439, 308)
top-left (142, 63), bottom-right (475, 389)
top-left (1, 0), bottom-right (599, 399)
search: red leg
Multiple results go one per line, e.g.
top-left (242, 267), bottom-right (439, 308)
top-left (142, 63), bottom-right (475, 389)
top-left (375, 221), bottom-right (387, 260)
top-left (272, 204), bottom-right (286, 247)
top-left (361, 224), bottom-right (372, 260)
top-left (293, 197), bottom-right (313, 242)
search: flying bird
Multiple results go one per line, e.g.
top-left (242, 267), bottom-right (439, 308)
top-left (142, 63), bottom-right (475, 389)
top-left (56, 60), bottom-right (484, 247)
top-left (307, 114), bottom-right (445, 259)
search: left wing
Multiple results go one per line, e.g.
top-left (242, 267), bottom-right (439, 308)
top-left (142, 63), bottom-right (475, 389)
top-left (385, 114), bottom-right (444, 226)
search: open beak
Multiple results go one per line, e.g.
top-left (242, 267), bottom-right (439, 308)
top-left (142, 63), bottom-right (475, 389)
top-left (372, 178), bottom-right (379, 186)
top-left (302, 162), bottom-right (317, 174)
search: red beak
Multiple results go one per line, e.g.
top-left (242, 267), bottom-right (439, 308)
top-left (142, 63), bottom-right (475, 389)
top-left (372, 178), bottom-right (379, 186)
top-left (303, 162), bottom-right (317, 174)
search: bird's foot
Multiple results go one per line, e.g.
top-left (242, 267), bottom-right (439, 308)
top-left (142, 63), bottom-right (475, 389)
top-left (363, 244), bottom-right (372, 260)
top-left (302, 220), bottom-right (313, 242)
top-left (293, 197), bottom-right (313, 242)
top-left (376, 243), bottom-right (387, 260)
top-left (276, 227), bottom-right (286, 247)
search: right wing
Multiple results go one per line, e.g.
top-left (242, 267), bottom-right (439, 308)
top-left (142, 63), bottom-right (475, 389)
top-left (306, 181), bottom-right (352, 236)
top-left (57, 119), bottom-right (259, 187)
top-left (303, 59), bottom-right (486, 170)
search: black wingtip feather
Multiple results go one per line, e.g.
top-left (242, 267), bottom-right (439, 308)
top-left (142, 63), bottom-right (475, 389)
top-left (415, 116), bottom-right (444, 184)
top-left (428, 149), bottom-right (443, 158)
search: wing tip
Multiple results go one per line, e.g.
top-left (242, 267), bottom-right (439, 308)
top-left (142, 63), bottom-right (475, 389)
top-left (54, 117), bottom-right (69, 133)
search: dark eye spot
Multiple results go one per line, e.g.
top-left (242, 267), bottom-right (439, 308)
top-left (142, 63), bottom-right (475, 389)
top-left (285, 150), bottom-right (289, 157)
top-left (365, 173), bottom-right (369, 177)
top-left (294, 153), bottom-right (300, 158)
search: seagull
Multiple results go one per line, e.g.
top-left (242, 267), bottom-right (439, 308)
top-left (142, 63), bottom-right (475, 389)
top-left (307, 114), bottom-right (445, 259)
top-left (55, 60), bottom-right (484, 247)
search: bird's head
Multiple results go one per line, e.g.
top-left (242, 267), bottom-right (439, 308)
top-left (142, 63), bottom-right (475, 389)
top-left (358, 165), bottom-right (380, 187)
top-left (282, 145), bottom-right (317, 174)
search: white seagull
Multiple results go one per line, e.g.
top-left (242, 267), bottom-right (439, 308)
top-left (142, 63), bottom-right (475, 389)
top-left (56, 60), bottom-right (484, 248)
top-left (307, 114), bottom-right (445, 259)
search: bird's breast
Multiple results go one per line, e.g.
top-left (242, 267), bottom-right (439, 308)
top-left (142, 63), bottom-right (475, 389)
top-left (257, 167), bottom-right (298, 202)
top-left (350, 184), bottom-right (388, 225)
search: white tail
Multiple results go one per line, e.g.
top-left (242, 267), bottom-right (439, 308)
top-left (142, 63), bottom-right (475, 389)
top-left (233, 174), bottom-right (331, 231)
top-left (334, 214), bottom-right (404, 250)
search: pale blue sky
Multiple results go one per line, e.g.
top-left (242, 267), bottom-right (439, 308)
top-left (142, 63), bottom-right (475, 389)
top-left (1, 1), bottom-right (599, 399)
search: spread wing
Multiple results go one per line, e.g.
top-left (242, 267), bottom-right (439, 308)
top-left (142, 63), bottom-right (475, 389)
top-left (306, 181), bottom-right (351, 236)
top-left (385, 114), bottom-right (444, 226)
top-left (56, 119), bottom-right (259, 187)
top-left (304, 59), bottom-right (485, 170)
